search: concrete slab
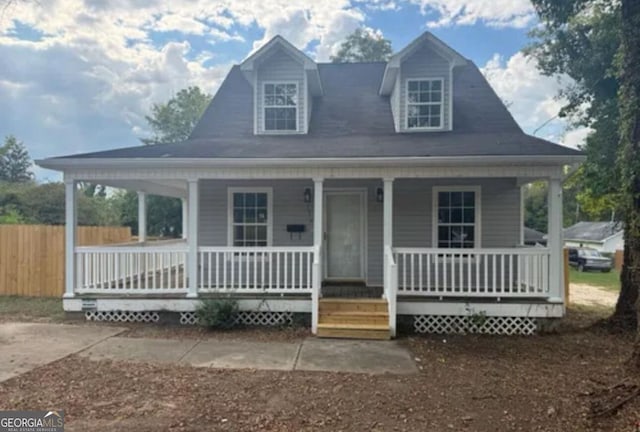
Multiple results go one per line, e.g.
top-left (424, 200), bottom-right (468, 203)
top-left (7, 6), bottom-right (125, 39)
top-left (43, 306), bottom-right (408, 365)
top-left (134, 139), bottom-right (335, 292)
top-left (181, 340), bottom-right (299, 371)
top-left (296, 338), bottom-right (418, 375)
top-left (79, 337), bottom-right (199, 364)
top-left (0, 322), bottom-right (124, 383)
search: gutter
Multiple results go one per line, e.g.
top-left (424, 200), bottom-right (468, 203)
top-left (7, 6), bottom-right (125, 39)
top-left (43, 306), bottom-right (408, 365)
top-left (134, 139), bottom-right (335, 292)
top-left (36, 154), bottom-right (587, 172)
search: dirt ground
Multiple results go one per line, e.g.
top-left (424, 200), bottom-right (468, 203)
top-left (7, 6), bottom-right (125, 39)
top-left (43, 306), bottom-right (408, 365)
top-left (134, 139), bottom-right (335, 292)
top-left (570, 283), bottom-right (618, 308)
top-left (1, 307), bottom-right (638, 432)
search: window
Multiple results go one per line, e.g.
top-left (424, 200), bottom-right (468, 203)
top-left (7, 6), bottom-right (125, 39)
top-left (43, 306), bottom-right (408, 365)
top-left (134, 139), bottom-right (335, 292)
top-left (228, 189), bottom-right (272, 247)
top-left (263, 83), bottom-right (297, 131)
top-left (433, 187), bottom-right (480, 249)
top-left (406, 79), bottom-right (443, 129)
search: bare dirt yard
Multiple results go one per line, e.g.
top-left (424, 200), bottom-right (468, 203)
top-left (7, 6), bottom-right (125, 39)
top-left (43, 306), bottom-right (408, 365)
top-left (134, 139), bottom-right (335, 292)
top-left (0, 305), bottom-right (638, 432)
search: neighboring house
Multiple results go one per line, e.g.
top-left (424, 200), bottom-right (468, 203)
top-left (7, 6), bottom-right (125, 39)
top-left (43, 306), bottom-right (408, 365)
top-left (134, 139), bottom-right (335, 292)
top-left (524, 227), bottom-right (547, 247)
top-left (563, 221), bottom-right (624, 254)
top-left (37, 32), bottom-right (584, 338)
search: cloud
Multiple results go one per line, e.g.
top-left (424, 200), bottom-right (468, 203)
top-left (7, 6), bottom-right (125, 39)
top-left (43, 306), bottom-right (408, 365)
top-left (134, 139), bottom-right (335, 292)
top-left (410, 0), bottom-right (535, 28)
top-left (481, 52), bottom-right (589, 148)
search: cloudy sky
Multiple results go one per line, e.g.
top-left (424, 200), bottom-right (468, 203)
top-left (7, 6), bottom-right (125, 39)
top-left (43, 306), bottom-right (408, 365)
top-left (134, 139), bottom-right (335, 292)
top-left (0, 0), bottom-right (586, 180)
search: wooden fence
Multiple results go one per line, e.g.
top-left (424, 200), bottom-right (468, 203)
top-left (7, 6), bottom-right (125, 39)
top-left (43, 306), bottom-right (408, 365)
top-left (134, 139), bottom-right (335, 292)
top-left (0, 225), bottom-right (132, 297)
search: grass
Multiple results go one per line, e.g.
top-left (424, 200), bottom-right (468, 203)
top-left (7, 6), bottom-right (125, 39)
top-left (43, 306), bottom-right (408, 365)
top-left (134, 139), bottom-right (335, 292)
top-left (569, 267), bottom-right (620, 292)
top-left (0, 296), bottom-right (65, 322)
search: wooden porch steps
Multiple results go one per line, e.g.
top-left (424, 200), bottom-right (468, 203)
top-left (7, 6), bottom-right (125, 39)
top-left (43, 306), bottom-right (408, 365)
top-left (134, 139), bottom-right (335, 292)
top-left (317, 298), bottom-right (390, 340)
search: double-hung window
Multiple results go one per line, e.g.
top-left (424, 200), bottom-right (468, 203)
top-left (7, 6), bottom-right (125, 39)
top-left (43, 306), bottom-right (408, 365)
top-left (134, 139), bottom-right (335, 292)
top-left (228, 188), bottom-right (272, 247)
top-left (263, 83), bottom-right (297, 131)
top-left (406, 78), bottom-right (443, 129)
top-left (433, 187), bottom-right (480, 249)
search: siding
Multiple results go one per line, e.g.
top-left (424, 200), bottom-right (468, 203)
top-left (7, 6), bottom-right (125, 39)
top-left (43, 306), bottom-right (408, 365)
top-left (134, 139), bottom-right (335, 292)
top-left (256, 47), bottom-right (306, 134)
top-left (389, 74), bottom-right (400, 132)
top-left (198, 178), bottom-right (521, 287)
top-left (394, 178), bottom-right (521, 248)
top-left (398, 44), bottom-right (451, 131)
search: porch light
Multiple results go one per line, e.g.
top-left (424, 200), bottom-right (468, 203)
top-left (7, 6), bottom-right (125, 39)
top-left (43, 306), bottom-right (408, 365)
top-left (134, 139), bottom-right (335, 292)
top-left (304, 188), bottom-right (312, 203)
top-left (376, 187), bottom-right (384, 203)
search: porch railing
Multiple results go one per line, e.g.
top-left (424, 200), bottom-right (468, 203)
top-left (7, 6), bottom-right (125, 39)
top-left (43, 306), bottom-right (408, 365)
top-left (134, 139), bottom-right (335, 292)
top-left (75, 243), bottom-right (188, 294)
top-left (393, 247), bottom-right (550, 298)
top-left (198, 246), bottom-right (315, 293)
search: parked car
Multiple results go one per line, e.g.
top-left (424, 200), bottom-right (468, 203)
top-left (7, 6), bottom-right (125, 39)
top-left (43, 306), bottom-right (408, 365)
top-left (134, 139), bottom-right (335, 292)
top-left (567, 248), bottom-right (612, 272)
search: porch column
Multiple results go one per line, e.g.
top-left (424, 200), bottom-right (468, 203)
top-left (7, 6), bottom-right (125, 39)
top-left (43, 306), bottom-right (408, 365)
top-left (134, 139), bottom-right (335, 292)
top-left (383, 178), bottom-right (394, 285)
top-left (186, 179), bottom-right (199, 298)
top-left (547, 177), bottom-right (564, 303)
top-left (64, 179), bottom-right (77, 298)
top-left (181, 198), bottom-right (188, 239)
top-left (312, 178), bottom-right (324, 334)
top-left (137, 191), bottom-right (147, 243)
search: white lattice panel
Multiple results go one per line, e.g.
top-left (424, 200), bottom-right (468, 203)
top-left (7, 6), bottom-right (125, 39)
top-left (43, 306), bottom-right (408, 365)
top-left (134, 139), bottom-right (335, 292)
top-left (414, 315), bottom-right (537, 335)
top-left (179, 311), bottom-right (293, 326)
top-left (85, 310), bottom-right (160, 323)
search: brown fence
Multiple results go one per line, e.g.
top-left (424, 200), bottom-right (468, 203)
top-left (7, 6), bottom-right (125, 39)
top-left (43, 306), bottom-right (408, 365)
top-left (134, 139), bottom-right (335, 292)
top-left (0, 225), bottom-right (132, 297)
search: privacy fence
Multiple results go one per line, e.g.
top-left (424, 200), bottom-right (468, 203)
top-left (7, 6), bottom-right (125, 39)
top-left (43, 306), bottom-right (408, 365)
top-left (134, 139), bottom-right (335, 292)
top-left (0, 225), bottom-right (131, 297)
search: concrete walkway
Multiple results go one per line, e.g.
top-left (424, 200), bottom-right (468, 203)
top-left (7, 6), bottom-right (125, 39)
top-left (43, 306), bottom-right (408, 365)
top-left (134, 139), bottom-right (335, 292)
top-left (79, 336), bottom-right (418, 375)
top-left (0, 322), bottom-right (124, 382)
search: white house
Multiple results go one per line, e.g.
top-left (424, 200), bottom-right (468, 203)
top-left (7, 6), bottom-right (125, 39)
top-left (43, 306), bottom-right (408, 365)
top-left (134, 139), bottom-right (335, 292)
top-left (564, 221), bottom-right (624, 254)
top-left (36, 32), bottom-right (584, 338)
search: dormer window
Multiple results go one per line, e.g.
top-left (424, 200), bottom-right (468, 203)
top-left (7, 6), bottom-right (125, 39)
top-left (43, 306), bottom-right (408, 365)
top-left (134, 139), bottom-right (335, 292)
top-left (406, 78), bottom-right (443, 129)
top-left (264, 82), bottom-right (298, 131)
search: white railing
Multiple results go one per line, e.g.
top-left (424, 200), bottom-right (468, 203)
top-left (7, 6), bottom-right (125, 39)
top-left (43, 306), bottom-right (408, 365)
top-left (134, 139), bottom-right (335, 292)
top-left (198, 246), bottom-right (315, 293)
top-left (384, 246), bottom-right (398, 337)
top-left (393, 247), bottom-right (550, 298)
top-left (75, 244), bottom-right (188, 294)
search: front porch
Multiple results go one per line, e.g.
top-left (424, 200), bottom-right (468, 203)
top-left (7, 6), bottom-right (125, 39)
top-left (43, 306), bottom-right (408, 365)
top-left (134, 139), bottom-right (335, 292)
top-left (61, 163), bottom-right (567, 337)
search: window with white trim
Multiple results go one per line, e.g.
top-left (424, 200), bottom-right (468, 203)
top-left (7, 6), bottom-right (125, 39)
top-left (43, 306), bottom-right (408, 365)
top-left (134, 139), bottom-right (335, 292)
top-left (435, 188), bottom-right (479, 249)
top-left (406, 79), bottom-right (443, 129)
top-left (229, 189), bottom-right (272, 247)
top-left (263, 83), bottom-right (297, 131)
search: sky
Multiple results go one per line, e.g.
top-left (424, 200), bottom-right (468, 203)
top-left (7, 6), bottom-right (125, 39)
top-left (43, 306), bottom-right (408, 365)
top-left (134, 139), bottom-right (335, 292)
top-left (0, 0), bottom-right (588, 181)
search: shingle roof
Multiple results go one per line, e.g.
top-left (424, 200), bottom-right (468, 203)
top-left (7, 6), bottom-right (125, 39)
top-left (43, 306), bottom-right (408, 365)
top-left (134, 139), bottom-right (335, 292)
top-left (563, 221), bottom-right (623, 242)
top-left (51, 61), bottom-right (582, 160)
top-left (524, 227), bottom-right (546, 243)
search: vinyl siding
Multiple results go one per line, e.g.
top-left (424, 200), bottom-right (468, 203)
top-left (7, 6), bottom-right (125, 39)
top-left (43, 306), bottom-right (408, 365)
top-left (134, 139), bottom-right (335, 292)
top-left (398, 44), bottom-right (451, 131)
top-left (256, 48), bottom-right (306, 134)
top-left (198, 178), bottom-right (521, 288)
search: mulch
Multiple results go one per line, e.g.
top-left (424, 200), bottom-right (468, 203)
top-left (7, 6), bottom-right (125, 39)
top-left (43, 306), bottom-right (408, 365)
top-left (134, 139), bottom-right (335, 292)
top-left (1, 310), bottom-right (639, 431)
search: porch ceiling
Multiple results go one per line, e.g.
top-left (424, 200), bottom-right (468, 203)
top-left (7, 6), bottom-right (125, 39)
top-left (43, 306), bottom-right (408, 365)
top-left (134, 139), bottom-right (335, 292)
top-left (100, 179), bottom-right (187, 199)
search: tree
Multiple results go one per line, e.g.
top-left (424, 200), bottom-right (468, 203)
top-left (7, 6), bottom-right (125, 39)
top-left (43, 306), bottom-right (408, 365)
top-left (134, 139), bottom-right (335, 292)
top-left (331, 28), bottom-right (393, 63)
top-left (527, 0), bottom-right (640, 326)
top-left (141, 86), bottom-right (211, 145)
top-left (0, 135), bottom-right (33, 182)
top-left (619, 0), bottom-right (640, 363)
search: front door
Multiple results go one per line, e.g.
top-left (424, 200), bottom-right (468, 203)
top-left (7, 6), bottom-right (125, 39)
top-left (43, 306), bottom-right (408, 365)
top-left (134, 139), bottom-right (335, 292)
top-left (324, 190), bottom-right (365, 280)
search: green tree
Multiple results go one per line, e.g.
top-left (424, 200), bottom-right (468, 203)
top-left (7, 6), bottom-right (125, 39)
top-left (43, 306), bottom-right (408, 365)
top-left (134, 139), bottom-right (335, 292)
top-left (141, 86), bottom-right (211, 145)
top-left (0, 135), bottom-right (33, 182)
top-left (331, 28), bottom-right (393, 63)
top-left (113, 86), bottom-right (211, 237)
top-left (618, 0), bottom-right (640, 357)
top-left (527, 0), bottom-right (637, 325)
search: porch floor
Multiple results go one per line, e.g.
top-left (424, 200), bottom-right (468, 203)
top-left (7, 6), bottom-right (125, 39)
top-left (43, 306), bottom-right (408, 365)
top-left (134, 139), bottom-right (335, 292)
top-left (321, 282), bottom-right (383, 298)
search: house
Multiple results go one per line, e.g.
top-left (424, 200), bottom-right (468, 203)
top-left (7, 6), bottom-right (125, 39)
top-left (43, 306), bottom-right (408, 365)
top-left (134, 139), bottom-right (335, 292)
top-left (563, 221), bottom-right (623, 254)
top-left (524, 227), bottom-right (547, 247)
top-left (36, 32), bottom-right (584, 338)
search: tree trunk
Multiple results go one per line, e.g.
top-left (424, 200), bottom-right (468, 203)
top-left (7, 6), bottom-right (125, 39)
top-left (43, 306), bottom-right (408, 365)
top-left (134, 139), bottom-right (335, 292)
top-left (612, 230), bottom-right (637, 329)
top-left (618, 0), bottom-right (640, 369)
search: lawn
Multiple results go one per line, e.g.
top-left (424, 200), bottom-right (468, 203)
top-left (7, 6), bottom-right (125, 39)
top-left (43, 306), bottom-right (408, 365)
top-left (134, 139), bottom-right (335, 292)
top-left (569, 267), bottom-right (620, 292)
top-left (0, 295), bottom-right (64, 322)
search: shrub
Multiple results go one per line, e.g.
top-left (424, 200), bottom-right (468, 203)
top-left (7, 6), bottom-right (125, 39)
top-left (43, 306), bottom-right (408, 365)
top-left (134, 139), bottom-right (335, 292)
top-left (195, 299), bottom-right (239, 329)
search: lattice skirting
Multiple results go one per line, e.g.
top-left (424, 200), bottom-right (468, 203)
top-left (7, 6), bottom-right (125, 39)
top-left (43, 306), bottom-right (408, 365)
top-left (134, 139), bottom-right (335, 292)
top-left (414, 315), bottom-right (537, 335)
top-left (85, 310), bottom-right (160, 323)
top-left (180, 311), bottom-right (294, 327)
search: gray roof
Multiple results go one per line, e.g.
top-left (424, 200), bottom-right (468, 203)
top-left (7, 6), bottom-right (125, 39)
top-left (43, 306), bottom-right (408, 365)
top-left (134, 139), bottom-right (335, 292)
top-left (524, 227), bottom-right (546, 243)
top-left (563, 221), bottom-right (623, 242)
top-left (50, 62), bottom-right (582, 160)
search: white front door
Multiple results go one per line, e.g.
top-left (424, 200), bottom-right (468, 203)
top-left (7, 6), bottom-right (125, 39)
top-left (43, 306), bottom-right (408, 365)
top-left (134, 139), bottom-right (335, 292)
top-left (324, 190), bottom-right (365, 280)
